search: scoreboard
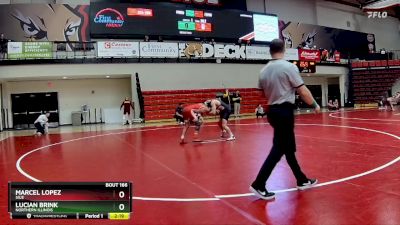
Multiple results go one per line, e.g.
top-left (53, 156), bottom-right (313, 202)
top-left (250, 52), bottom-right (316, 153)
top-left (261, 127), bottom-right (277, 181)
top-left (9, 182), bottom-right (132, 220)
top-left (90, 3), bottom-right (279, 42)
top-left (293, 61), bottom-right (316, 73)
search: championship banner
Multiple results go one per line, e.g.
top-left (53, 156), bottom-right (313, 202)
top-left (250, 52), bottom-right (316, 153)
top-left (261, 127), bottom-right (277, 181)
top-left (8, 42), bottom-right (53, 59)
top-left (139, 42), bottom-right (179, 58)
top-left (97, 41), bottom-right (139, 57)
top-left (245, 46), bottom-right (271, 60)
top-left (298, 49), bottom-right (320, 61)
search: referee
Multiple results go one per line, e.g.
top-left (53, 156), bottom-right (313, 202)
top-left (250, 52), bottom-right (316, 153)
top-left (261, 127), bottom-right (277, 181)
top-left (250, 39), bottom-right (320, 200)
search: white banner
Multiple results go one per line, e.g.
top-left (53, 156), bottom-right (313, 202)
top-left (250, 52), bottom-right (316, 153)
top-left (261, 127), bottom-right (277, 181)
top-left (7, 42), bottom-right (22, 54)
top-left (245, 46), bottom-right (271, 60)
top-left (97, 41), bottom-right (139, 57)
top-left (284, 48), bottom-right (299, 61)
top-left (139, 42), bottom-right (179, 58)
top-left (179, 43), bottom-right (246, 59)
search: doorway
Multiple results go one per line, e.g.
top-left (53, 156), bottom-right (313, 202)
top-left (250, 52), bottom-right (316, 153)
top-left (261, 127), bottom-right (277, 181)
top-left (11, 92), bottom-right (59, 129)
top-left (296, 85), bottom-right (322, 108)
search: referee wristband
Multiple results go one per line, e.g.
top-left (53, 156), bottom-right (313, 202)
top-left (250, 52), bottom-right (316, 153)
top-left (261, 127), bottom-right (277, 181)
top-left (312, 100), bottom-right (319, 108)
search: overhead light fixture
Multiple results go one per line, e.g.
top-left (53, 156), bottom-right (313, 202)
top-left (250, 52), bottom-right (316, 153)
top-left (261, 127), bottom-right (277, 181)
top-left (62, 76), bottom-right (68, 79)
top-left (106, 76), bottom-right (110, 78)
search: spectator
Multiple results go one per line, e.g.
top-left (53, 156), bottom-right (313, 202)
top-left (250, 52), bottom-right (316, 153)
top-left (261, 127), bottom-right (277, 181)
top-left (378, 96), bottom-right (386, 111)
top-left (327, 100), bottom-right (336, 111)
top-left (232, 90), bottom-right (242, 117)
top-left (174, 103), bottom-right (184, 124)
top-left (247, 40), bottom-right (251, 46)
top-left (0, 33), bottom-right (7, 59)
top-left (333, 99), bottom-right (340, 110)
top-left (221, 89), bottom-right (231, 106)
top-left (34, 112), bottom-right (50, 136)
top-left (144, 35), bottom-right (150, 42)
top-left (210, 39), bottom-right (216, 45)
top-left (158, 36), bottom-right (163, 42)
top-left (255, 104), bottom-right (266, 118)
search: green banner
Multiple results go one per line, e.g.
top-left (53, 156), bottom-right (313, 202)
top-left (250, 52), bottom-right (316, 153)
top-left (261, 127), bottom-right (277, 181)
top-left (8, 42), bottom-right (53, 59)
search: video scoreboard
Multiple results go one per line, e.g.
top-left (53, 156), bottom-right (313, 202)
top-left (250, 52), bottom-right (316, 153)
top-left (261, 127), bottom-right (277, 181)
top-left (8, 182), bottom-right (132, 220)
top-left (90, 3), bottom-right (279, 42)
top-left (176, 9), bottom-right (213, 33)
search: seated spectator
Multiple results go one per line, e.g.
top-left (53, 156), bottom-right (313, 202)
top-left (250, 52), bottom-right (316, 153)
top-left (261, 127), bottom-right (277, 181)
top-left (158, 36), bottom-right (163, 42)
top-left (255, 104), bottom-right (266, 118)
top-left (174, 103), bottom-right (184, 124)
top-left (333, 99), bottom-right (340, 110)
top-left (378, 96), bottom-right (387, 111)
top-left (210, 39), bottom-right (216, 45)
top-left (144, 35), bottom-right (150, 42)
top-left (327, 100), bottom-right (335, 110)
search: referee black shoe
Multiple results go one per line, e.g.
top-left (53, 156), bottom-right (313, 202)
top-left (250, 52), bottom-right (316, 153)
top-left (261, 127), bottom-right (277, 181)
top-left (297, 179), bottom-right (318, 190)
top-left (249, 186), bottom-right (275, 200)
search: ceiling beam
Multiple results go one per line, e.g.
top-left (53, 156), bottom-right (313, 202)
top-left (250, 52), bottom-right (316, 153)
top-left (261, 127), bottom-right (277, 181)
top-left (324, 0), bottom-right (361, 8)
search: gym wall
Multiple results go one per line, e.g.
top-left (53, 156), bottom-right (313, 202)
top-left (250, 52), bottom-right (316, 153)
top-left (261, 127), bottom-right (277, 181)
top-left (0, 63), bottom-right (348, 122)
top-left (2, 78), bottom-right (131, 126)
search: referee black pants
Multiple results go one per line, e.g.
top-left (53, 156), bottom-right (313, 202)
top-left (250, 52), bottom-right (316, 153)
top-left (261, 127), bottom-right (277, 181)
top-left (252, 103), bottom-right (308, 190)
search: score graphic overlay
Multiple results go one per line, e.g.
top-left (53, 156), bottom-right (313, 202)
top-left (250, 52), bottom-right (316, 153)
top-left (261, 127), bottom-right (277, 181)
top-left (176, 9), bottom-right (212, 34)
top-left (8, 182), bottom-right (132, 220)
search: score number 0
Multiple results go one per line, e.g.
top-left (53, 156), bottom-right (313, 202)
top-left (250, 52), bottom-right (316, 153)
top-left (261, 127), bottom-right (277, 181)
top-left (118, 191), bottom-right (125, 211)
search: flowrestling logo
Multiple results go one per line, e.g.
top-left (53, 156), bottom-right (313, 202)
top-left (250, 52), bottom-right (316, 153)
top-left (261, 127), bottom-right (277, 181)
top-left (367, 11), bottom-right (388, 19)
top-left (94, 8), bottom-right (125, 28)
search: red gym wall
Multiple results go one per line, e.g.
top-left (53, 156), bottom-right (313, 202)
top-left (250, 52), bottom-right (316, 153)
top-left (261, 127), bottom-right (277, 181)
top-left (143, 88), bottom-right (267, 121)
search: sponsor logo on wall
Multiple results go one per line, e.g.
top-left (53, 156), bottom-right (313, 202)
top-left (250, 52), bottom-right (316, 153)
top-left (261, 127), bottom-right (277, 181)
top-left (245, 46), bottom-right (270, 60)
top-left (7, 42), bottom-right (53, 59)
top-left (298, 49), bottom-right (320, 61)
top-left (93, 8), bottom-right (125, 28)
top-left (179, 43), bottom-right (246, 59)
top-left (97, 41), bottom-right (139, 57)
top-left (284, 48), bottom-right (299, 61)
top-left (179, 42), bottom-right (299, 60)
top-left (139, 42), bottom-right (179, 58)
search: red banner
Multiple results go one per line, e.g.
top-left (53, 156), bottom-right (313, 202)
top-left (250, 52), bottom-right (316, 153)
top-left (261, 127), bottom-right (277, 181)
top-left (298, 49), bottom-right (320, 61)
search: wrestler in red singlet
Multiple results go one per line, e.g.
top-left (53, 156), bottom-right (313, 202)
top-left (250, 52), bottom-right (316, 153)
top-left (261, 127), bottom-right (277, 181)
top-left (182, 103), bottom-right (205, 121)
top-left (180, 103), bottom-right (210, 143)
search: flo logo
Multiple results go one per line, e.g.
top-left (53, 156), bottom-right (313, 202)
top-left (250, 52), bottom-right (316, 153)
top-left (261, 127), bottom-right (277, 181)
top-left (367, 11), bottom-right (388, 19)
top-left (94, 8), bottom-right (125, 28)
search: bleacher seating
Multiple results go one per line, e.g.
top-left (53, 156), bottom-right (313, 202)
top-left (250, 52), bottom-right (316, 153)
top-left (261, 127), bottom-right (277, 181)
top-left (142, 88), bottom-right (268, 121)
top-left (351, 60), bottom-right (400, 104)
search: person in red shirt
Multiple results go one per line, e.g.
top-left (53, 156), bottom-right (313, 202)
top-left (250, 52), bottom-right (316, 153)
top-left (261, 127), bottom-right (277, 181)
top-left (180, 103), bottom-right (210, 144)
top-left (120, 97), bottom-right (134, 125)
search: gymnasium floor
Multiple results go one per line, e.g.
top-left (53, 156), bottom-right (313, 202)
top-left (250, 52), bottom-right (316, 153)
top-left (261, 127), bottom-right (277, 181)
top-left (0, 109), bottom-right (399, 225)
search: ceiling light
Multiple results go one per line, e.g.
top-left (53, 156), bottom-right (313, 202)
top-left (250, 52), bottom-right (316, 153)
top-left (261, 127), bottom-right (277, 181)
top-left (106, 76), bottom-right (110, 78)
top-left (62, 76), bottom-right (68, 79)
